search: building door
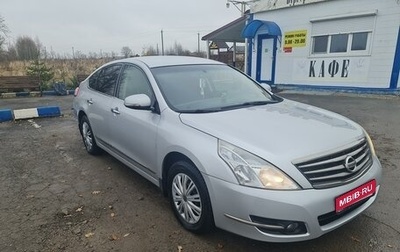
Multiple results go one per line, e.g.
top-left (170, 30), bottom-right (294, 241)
top-left (256, 35), bottom-right (277, 84)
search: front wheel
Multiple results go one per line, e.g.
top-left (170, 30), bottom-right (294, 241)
top-left (79, 115), bottom-right (101, 155)
top-left (167, 160), bottom-right (214, 234)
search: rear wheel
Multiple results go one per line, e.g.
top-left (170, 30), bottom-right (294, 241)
top-left (167, 160), bottom-right (214, 234)
top-left (79, 115), bottom-right (101, 155)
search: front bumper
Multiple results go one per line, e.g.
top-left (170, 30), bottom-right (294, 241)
top-left (204, 157), bottom-right (382, 242)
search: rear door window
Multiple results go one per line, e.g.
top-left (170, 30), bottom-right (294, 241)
top-left (89, 64), bottom-right (122, 96)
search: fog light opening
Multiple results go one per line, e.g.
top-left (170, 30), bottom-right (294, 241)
top-left (285, 223), bottom-right (299, 232)
top-left (250, 215), bottom-right (307, 235)
top-left (282, 221), bottom-right (308, 235)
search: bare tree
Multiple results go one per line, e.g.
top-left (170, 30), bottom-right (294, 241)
top-left (74, 50), bottom-right (87, 59)
top-left (15, 36), bottom-right (40, 60)
top-left (121, 46), bottom-right (132, 58)
top-left (0, 15), bottom-right (9, 46)
top-left (49, 47), bottom-right (57, 59)
top-left (166, 42), bottom-right (191, 56)
top-left (6, 44), bottom-right (17, 60)
top-left (0, 15), bottom-right (10, 60)
top-left (88, 51), bottom-right (98, 59)
top-left (142, 45), bottom-right (158, 56)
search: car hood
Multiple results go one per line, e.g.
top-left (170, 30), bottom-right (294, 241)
top-left (179, 99), bottom-right (364, 162)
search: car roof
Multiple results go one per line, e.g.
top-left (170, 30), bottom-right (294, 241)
top-left (114, 56), bottom-right (224, 68)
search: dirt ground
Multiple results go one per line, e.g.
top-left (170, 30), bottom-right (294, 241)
top-left (0, 92), bottom-right (399, 252)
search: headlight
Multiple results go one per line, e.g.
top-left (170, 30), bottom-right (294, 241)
top-left (218, 140), bottom-right (299, 190)
top-left (364, 131), bottom-right (376, 156)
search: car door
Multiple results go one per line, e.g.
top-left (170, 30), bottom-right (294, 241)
top-left (108, 64), bottom-right (160, 177)
top-left (85, 64), bottom-right (122, 145)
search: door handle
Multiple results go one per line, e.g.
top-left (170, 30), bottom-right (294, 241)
top-left (111, 107), bottom-right (120, 115)
top-left (86, 99), bottom-right (93, 105)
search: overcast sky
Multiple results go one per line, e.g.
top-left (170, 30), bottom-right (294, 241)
top-left (1, 0), bottom-right (242, 57)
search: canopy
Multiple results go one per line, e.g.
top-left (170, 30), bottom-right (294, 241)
top-left (202, 16), bottom-right (246, 43)
top-left (242, 20), bottom-right (282, 38)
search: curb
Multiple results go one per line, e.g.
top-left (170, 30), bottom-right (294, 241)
top-left (0, 106), bottom-right (61, 122)
top-left (0, 90), bottom-right (74, 98)
top-left (0, 109), bottom-right (13, 122)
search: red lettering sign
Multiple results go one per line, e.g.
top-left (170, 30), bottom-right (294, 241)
top-left (335, 180), bottom-right (376, 213)
top-left (284, 47), bottom-right (292, 53)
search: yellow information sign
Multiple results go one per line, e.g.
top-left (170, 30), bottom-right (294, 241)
top-left (284, 30), bottom-right (307, 47)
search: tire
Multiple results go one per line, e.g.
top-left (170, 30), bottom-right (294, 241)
top-left (79, 115), bottom-right (101, 155)
top-left (167, 160), bottom-right (214, 234)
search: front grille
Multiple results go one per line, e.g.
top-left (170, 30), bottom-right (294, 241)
top-left (294, 138), bottom-right (373, 189)
top-left (318, 197), bottom-right (369, 226)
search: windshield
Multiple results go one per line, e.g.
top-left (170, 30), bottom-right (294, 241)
top-left (152, 64), bottom-right (280, 113)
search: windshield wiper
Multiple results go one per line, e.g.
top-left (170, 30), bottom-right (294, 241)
top-left (221, 100), bottom-right (277, 110)
top-left (179, 100), bottom-right (278, 113)
top-left (242, 101), bottom-right (276, 106)
top-left (182, 108), bottom-right (223, 113)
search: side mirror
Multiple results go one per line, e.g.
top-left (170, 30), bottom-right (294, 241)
top-left (260, 83), bottom-right (272, 93)
top-left (124, 94), bottom-right (151, 109)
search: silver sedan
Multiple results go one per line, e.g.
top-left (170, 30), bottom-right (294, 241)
top-left (73, 56), bottom-right (382, 242)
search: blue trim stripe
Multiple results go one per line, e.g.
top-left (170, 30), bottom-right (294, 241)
top-left (37, 106), bottom-right (61, 117)
top-left (390, 27), bottom-right (400, 89)
top-left (246, 14), bottom-right (254, 76)
top-left (275, 83), bottom-right (400, 95)
top-left (248, 41), bottom-right (253, 76)
top-left (0, 109), bottom-right (13, 122)
top-left (15, 92), bottom-right (30, 97)
top-left (0, 90), bottom-right (74, 98)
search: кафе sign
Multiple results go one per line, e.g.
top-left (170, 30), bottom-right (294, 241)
top-left (292, 57), bottom-right (370, 83)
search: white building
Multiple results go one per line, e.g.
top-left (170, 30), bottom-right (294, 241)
top-left (240, 0), bottom-right (400, 91)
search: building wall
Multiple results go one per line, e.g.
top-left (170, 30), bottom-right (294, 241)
top-left (250, 0), bottom-right (400, 89)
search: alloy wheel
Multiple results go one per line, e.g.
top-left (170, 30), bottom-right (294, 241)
top-left (172, 173), bottom-right (202, 224)
top-left (82, 121), bottom-right (93, 150)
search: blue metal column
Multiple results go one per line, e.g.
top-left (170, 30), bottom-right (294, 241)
top-left (389, 27), bottom-right (400, 89)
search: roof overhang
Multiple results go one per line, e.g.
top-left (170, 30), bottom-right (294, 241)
top-left (202, 16), bottom-right (246, 43)
top-left (242, 19), bottom-right (282, 39)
